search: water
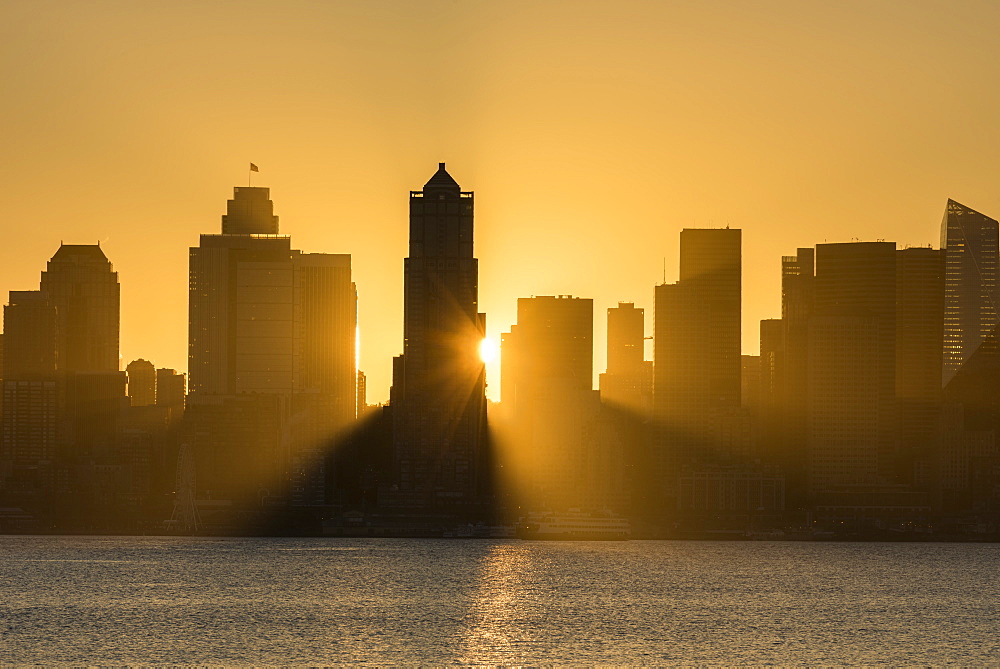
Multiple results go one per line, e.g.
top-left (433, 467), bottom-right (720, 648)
top-left (1, 536), bottom-right (998, 665)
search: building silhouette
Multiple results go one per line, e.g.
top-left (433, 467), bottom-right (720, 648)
top-left (186, 186), bottom-right (357, 510)
top-left (599, 302), bottom-right (652, 415)
top-left (389, 164), bottom-right (488, 512)
top-left (654, 228), bottom-right (743, 477)
top-left (939, 325), bottom-right (1000, 517)
top-left (2, 291), bottom-right (59, 468)
top-left (126, 359), bottom-right (156, 407)
top-left (0, 244), bottom-right (127, 524)
top-left (501, 295), bottom-right (622, 511)
top-left (808, 241), bottom-right (897, 490)
top-left (654, 229), bottom-right (741, 421)
top-left (155, 368), bottom-right (186, 410)
top-left (759, 241), bottom-right (946, 523)
top-left (503, 296), bottom-right (593, 408)
top-left (941, 199), bottom-right (999, 384)
top-left (40, 244), bottom-right (120, 374)
top-left (895, 247), bottom-right (944, 485)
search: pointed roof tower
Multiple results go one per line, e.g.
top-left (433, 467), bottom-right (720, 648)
top-left (422, 162), bottom-right (461, 193)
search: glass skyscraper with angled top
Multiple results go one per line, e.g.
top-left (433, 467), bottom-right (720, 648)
top-left (941, 199), bottom-right (999, 385)
top-left (390, 163), bottom-right (488, 513)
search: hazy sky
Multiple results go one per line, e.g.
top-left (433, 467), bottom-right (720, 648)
top-left (3, 0), bottom-right (1000, 402)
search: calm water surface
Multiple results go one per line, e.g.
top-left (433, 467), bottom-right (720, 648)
top-left (0, 536), bottom-right (998, 664)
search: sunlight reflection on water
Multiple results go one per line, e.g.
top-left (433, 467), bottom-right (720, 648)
top-left (458, 543), bottom-right (534, 663)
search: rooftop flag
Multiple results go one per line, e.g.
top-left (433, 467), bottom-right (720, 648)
top-left (249, 163), bottom-right (259, 172)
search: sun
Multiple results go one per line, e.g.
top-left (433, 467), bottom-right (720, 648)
top-left (479, 337), bottom-right (498, 364)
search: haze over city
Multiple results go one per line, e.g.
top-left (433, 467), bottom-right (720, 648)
top-left (10, 2), bottom-right (1000, 665)
top-left (5, 0), bottom-right (1000, 401)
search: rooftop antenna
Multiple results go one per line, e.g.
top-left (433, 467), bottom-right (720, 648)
top-left (663, 257), bottom-right (666, 284)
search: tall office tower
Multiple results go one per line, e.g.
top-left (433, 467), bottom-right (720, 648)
top-left (187, 186), bottom-right (357, 506)
top-left (654, 228), bottom-right (742, 477)
top-left (39, 244), bottom-right (120, 374)
top-left (895, 247), bottom-right (945, 484)
top-left (775, 248), bottom-right (815, 498)
top-left (126, 359), bottom-right (156, 407)
top-left (155, 368), bottom-right (186, 409)
top-left (2, 246), bottom-right (125, 510)
top-left (654, 228), bottom-right (741, 421)
top-left (390, 164), bottom-right (487, 511)
top-left (1, 291), bottom-right (59, 465)
top-left (503, 296), bottom-right (594, 410)
top-left (188, 186), bottom-right (357, 402)
top-left (188, 221), bottom-right (295, 396)
top-left (941, 199), bottom-right (999, 384)
top-left (599, 302), bottom-right (652, 415)
top-left (501, 296), bottom-right (616, 510)
top-left (293, 253), bottom-right (358, 427)
top-left (42, 245), bottom-right (125, 470)
top-left (808, 242), bottom-right (896, 491)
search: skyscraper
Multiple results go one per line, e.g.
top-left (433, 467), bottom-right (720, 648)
top-left (503, 295), bottom-right (594, 413)
top-left (501, 295), bottom-right (614, 511)
top-left (39, 244), bottom-right (120, 374)
top-left (1, 291), bottom-right (59, 465)
top-left (186, 185), bottom-right (357, 506)
top-left (599, 302), bottom-right (652, 415)
top-left (808, 242), bottom-right (896, 490)
top-left (653, 228), bottom-right (742, 474)
top-left (895, 247), bottom-right (944, 484)
top-left (760, 248), bottom-right (815, 502)
top-left (941, 199), bottom-right (999, 384)
top-left (654, 228), bottom-right (742, 423)
top-left (390, 164), bottom-right (487, 511)
top-left (188, 186), bottom-right (357, 404)
top-left (1, 245), bottom-right (124, 511)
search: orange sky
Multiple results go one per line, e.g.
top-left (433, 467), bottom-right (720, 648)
top-left (3, 0), bottom-right (1000, 402)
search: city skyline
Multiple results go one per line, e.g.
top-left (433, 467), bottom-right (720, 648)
top-left (0, 174), bottom-right (985, 404)
top-left (0, 177), bottom-right (988, 402)
top-left (5, 0), bottom-right (1000, 402)
top-left (9, 3), bottom-right (1000, 664)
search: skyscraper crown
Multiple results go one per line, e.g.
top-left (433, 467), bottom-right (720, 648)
top-left (222, 186), bottom-right (279, 234)
top-left (50, 244), bottom-right (110, 262)
top-left (422, 162), bottom-right (461, 192)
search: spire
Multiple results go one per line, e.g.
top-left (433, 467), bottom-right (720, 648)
top-left (422, 162), bottom-right (461, 192)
